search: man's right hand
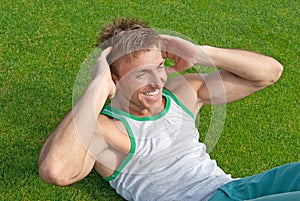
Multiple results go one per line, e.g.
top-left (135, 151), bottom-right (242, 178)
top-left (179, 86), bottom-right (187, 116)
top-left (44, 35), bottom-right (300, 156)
top-left (92, 47), bottom-right (116, 99)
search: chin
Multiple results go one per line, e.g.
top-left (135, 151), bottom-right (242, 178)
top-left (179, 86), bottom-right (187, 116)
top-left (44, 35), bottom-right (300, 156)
top-left (143, 95), bottom-right (163, 110)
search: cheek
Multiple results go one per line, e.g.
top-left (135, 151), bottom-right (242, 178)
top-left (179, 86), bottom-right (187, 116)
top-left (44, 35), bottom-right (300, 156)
top-left (161, 71), bottom-right (168, 83)
top-left (117, 76), bottom-right (144, 95)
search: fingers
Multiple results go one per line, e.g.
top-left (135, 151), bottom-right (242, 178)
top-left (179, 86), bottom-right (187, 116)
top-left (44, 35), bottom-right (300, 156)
top-left (101, 46), bottom-right (113, 57)
top-left (165, 67), bottom-right (177, 74)
top-left (93, 47), bottom-right (113, 79)
top-left (160, 34), bottom-right (189, 59)
top-left (160, 34), bottom-right (174, 52)
top-left (160, 34), bottom-right (190, 47)
top-left (95, 46), bottom-right (113, 64)
top-left (159, 34), bottom-right (177, 43)
top-left (161, 51), bottom-right (177, 59)
top-left (160, 34), bottom-right (196, 54)
top-left (98, 46), bottom-right (113, 63)
top-left (97, 47), bottom-right (113, 66)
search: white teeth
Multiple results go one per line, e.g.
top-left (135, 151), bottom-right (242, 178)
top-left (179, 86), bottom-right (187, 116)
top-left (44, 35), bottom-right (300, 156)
top-left (143, 89), bottom-right (159, 96)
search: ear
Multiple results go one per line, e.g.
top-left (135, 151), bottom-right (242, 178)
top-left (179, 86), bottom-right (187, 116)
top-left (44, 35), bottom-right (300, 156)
top-left (111, 73), bottom-right (119, 85)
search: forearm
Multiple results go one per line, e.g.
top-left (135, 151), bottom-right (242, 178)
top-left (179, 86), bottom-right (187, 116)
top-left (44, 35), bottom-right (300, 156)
top-left (71, 77), bottom-right (112, 145)
top-left (39, 77), bottom-right (111, 185)
top-left (200, 46), bottom-right (283, 85)
top-left (161, 35), bottom-right (283, 104)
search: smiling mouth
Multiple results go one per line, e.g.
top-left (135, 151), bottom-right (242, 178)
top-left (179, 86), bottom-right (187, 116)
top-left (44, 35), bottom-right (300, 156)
top-left (142, 89), bottom-right (160, 99)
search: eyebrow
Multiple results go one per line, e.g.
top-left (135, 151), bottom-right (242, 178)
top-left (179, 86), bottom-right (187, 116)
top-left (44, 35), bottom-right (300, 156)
top-left (134, 60), bottom-right (165, 73)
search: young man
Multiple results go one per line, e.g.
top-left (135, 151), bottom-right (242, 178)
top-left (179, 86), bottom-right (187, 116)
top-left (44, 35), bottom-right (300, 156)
top-left (38, 18), bottom-right (299, 201)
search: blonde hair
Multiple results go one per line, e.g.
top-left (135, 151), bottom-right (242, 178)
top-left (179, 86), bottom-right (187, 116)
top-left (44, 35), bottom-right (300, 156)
top-left (98, 17), bottom-right (150, 43)
top-left (97, 17), bottom-right (162, 75)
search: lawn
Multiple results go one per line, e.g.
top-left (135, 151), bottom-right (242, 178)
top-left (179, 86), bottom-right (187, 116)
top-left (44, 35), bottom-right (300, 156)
top-left (1, 0), bottom-right (299, 200)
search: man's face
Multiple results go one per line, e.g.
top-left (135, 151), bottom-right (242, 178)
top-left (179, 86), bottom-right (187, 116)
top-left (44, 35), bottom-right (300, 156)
top-left (113, 50), bottom-right (167, 113)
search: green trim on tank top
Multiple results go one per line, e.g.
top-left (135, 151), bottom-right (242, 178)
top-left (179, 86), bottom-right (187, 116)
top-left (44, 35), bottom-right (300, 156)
top-left (102, 89), bottom-right (194, 121)
top-left (99, 109), bottom-right (136, 182)
top-left (103, 91), bottom-right (171, 121)
top-left (162, 88), bottom-right (194, 119)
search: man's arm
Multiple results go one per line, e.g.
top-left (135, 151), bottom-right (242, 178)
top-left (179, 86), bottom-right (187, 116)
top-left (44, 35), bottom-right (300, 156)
top-left (161, 35), bottom-right (283, 105)
top-left (196, 46), bottom-right (283, 104)
top-left (38, 47), bottom-right (116, 186)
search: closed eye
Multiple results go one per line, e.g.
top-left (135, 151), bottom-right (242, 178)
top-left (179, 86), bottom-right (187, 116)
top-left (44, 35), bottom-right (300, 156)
top-left (136, 72), bottom-right (146, 78)
top-left (157, 65), bottom-right (165, 70)
top-left (134, 68), bottom-right (150, 78)
top-left (157, 61), bottom-right (165, 70)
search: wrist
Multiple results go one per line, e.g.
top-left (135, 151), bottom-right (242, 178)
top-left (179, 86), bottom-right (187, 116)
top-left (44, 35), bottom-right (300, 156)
top-left (88, 77), bottom-right (112, 98)
top-left (195, 45), bottom-right (216, 67)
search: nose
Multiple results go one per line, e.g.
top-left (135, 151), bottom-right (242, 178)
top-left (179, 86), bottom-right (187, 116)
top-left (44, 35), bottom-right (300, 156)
top-left (150, 73), bottom-right (160, 85)
top-left (149, 71), bottom-right (166, 86)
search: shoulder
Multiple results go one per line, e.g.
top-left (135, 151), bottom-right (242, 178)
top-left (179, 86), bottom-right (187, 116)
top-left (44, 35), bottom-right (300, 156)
top-left (165, 74), bottom-right (205, 115)
top-left (166, 73), bottom-right (205, 92)
top-left (93, 113), bottom-right (132, 177)
top-left (98, 113), bottom-right (131, 153)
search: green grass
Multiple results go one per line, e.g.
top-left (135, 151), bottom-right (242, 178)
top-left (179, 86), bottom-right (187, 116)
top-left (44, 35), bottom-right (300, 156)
top-left (1, 0), bottom-right (299, 200)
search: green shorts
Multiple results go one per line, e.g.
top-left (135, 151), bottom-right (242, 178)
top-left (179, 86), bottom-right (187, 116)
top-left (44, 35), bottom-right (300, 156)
top-left (209, 162), bottom-right (300, 201)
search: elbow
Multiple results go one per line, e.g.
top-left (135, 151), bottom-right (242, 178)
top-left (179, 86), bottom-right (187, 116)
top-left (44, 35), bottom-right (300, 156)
top-left (257, 58), bottom-right (284, 87)
top-left (269, 58), bottom-right (284, 83)
top-left (39, 163), bottom-right (72, 186)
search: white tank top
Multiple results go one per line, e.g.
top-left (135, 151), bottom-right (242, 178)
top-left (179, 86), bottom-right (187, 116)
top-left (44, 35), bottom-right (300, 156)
top-left (101, 89), bottom-right (232, 201)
